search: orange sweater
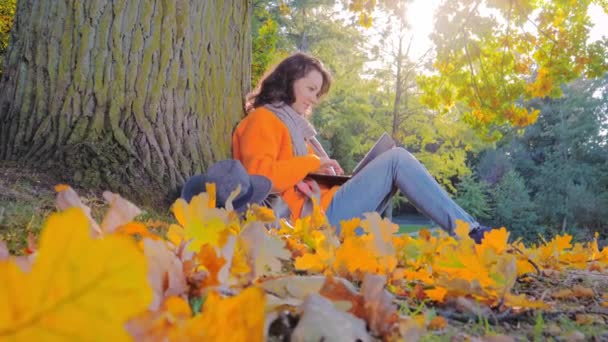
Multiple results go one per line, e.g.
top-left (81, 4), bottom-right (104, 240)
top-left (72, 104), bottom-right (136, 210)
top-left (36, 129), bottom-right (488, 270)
top-left (232, 106), bottom-right (340, 221)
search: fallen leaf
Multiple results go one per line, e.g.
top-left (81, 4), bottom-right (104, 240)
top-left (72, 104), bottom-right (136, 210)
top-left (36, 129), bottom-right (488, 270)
top-left (552, 285), bottom-right (594, 299)
top-left (179, 287), bottom-right (266, 341)
top-left (504, 293), bottom-right (548, 309)
top-left (55, 185), bottom-right (102, 236)
top-left (451, 296), bottom-right (493, 317)
top-left (197, 244), bottom-right (226, 288)
top-left (240, 222), bottom-right (290, 279)
top-left (575, 314), bottom-right (603, 325)
top-left (425, 287), bottom-right (448, 302)
top-left (101, 191), bottom-right (142, 234)
top-left (291, 294), bottom-right (371, 342)
top-left (126, 296), bottom-right (192, 341)
top-left (428, 316), bottom-right (447, 330)
top-left (361, 274), bottom-right (399, 337)
top-left (319, 275), bottom-right (366, 316)
top-left (478, 335), bottom-right (515, 342)
top-left (143, 239), bottom-right (188, 310)
top-left (261, 275), bottom-right (356, 300)
top-left (398, 317), bottom-right (426, 342)
top-left (572, 285), bottom-right (594, 298)
top-left (562, 330), bottom-right (585, 342)
top-left (0, 207), bottom-right (152, 340)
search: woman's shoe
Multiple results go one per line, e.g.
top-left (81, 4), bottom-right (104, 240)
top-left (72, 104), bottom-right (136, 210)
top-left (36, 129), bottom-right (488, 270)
top-left (468, 225), bottom-right (495, 244)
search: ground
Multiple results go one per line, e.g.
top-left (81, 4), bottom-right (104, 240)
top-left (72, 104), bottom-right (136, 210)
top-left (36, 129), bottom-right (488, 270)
top-left (1, 160), bottom-right (608, 341)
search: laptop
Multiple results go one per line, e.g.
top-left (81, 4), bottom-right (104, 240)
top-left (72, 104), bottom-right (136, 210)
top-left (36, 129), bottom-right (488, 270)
top-left (308, 132), bottom-right (396, 186)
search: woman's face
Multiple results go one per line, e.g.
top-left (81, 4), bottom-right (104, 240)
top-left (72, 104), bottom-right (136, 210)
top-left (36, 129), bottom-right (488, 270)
top-left (292, 69), bottom-right (323, 116)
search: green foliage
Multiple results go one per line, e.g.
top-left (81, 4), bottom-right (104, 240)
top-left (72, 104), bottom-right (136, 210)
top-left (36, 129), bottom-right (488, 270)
top-left (251, 3), bottom-right (281, 86)
top-left (475, 149), bottom-right (512, 186)
top-left (474, 76), bottom-right (608, 239)
top-left (533, 312), bottom-right (544, 342)
top-left (524, 77), bottom-right (608, 235)
top-left (416, 0), bottom-right (608, 138)
top-left (455, 175), bottom-right (492, 221)
top-left (492, 170), bottom-right (540, 241)
top-left (0, 0), bottom-right (16, 76)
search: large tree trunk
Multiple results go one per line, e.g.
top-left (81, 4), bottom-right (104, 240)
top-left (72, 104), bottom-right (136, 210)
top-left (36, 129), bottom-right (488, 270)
top-left (0, 0), bottom-right (251, 204)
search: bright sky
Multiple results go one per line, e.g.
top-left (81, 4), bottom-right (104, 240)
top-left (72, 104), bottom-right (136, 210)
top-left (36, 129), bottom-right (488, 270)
top-left (404, 1), bottom-right (608, 60)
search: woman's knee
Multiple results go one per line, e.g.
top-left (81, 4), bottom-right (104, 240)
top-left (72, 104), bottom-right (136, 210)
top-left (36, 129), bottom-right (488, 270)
top-left (386, 147), bottom-right (419, 168)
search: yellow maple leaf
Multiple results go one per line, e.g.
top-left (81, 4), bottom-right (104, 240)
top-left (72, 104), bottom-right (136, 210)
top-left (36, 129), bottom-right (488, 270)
top-left (475, 227), bottom-right (509, 255)
top-left (294, 229), bottom-right (338, 274)
top-left (0, 207), bottom-right (152, 341)
top-left (179, 287), bottom-right (266, 341)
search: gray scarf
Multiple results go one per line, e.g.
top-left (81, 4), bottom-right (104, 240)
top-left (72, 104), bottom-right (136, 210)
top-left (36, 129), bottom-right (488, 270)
top-left (264, 102), bottom-right (328, 219)
top-left (264, 103), bottom-right (329, 159)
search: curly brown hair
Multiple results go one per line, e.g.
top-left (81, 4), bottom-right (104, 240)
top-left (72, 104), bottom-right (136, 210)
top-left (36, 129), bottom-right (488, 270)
top-left (246, 53), bottom-right (332, 112)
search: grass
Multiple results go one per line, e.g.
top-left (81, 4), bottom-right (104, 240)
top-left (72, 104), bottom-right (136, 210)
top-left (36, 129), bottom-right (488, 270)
top-left (0, 162), bottom-right (172, 254)
top-left (398, 223), bottom-right (435, 235)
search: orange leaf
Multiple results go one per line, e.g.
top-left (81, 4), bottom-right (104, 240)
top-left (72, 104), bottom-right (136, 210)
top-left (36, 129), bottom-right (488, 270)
top-left (197, 244), bottom-right (226, 288)
top-left (319, 275), bottom-right (366, 318)
top-left (425, 287), bottom-right (448, 302)
top-left (428, 316), bottom-right (447, 330)
top-left (180, 287), bottom-right (266, 341)
top-left (54, 183), bottom-right (70, 192)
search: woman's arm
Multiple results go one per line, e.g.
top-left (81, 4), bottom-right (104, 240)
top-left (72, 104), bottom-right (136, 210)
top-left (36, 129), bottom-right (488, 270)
top-left (233, 112), bottom-right (321, 193)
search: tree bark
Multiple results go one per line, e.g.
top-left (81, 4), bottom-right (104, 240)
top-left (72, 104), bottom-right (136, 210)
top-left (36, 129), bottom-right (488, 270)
top-left (0, 0), bottom-right (251, 204)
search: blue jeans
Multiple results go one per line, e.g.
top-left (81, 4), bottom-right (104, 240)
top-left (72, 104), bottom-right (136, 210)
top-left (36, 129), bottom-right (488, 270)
top-left (325, 147), bottom-right (477, 234)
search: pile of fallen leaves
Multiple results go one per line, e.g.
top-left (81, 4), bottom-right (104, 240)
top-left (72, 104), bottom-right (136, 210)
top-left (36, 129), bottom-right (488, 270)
top-left (1, 184), bottom-right (608, 341)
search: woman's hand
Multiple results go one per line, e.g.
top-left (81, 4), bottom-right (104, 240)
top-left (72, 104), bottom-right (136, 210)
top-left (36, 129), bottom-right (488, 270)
top-left (318, 157), bottom-right (344, 175)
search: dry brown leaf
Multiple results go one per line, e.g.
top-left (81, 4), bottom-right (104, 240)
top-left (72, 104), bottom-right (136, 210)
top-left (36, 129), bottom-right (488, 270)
top-left (575, 314), bottom-right (604, 325)
top-left (552, 288), bottom-right (574, 299)
top-left (428, 316), bottom-right (447, 330)
top-left (291, 294), bottom-right (371, 342)
top-left (143, 239), bottom-right (188, 310)
top-left (319, 275), bottom-right (366, 317)
top-left (240, 222), bottom-right (290, 279)
top-left (101, 191), bottom-right (142, 234)
top-left (451, 296), bottom-right (493, 317)
top-left (552, 285), bottom-right (594, 299)
top-left (562, 330), bottom-right (586, 342)
top-left (261, 275), bottom-right (356, 300)
top-left (55, 185), bottom-right (102, 236)
top-left (398, 317), bottom-right (426, 342)
top-left (361, 273), bottom-right (399, 337)
top-left (572, 285), bottom-right (594, 298)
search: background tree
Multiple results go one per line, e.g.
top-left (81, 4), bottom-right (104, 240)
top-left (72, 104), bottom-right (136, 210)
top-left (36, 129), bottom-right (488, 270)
top-left (251, 0), bottom-right (282, 85)
top-left (455, 174), bottom-right (492, 222)
top-left (0, 0), bottom-right (16, 77)
top-left (417, 0), bottom-right (608, 138)
top-left (0, 0), bottom-right (251, 204)
top-left (473, 76), bottom-right (608, 239)
top-left (492, 170), bottom-right (540, 242)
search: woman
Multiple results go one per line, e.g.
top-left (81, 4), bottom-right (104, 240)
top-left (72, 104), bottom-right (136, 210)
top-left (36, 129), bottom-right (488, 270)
top-left (232, 53), bottom-right (491, 242)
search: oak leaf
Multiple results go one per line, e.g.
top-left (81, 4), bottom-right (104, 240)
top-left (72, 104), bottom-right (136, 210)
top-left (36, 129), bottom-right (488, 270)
top-left (361, 274), bottom-right (400, 337)
top-left (54, 184), bottom-right (102, 236)
top-left (143, 239), bottom-right (188, 310)
top-left (180, 287), bottom-right (266, 342)
top-left (240, 222), bottom-right (290, 279)
top-left (0, 207), bottom-right (152, 341)
top-left (291, 294), bottom-right (371, 342)
top-left (100, 191), bottom-right (142, 234)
